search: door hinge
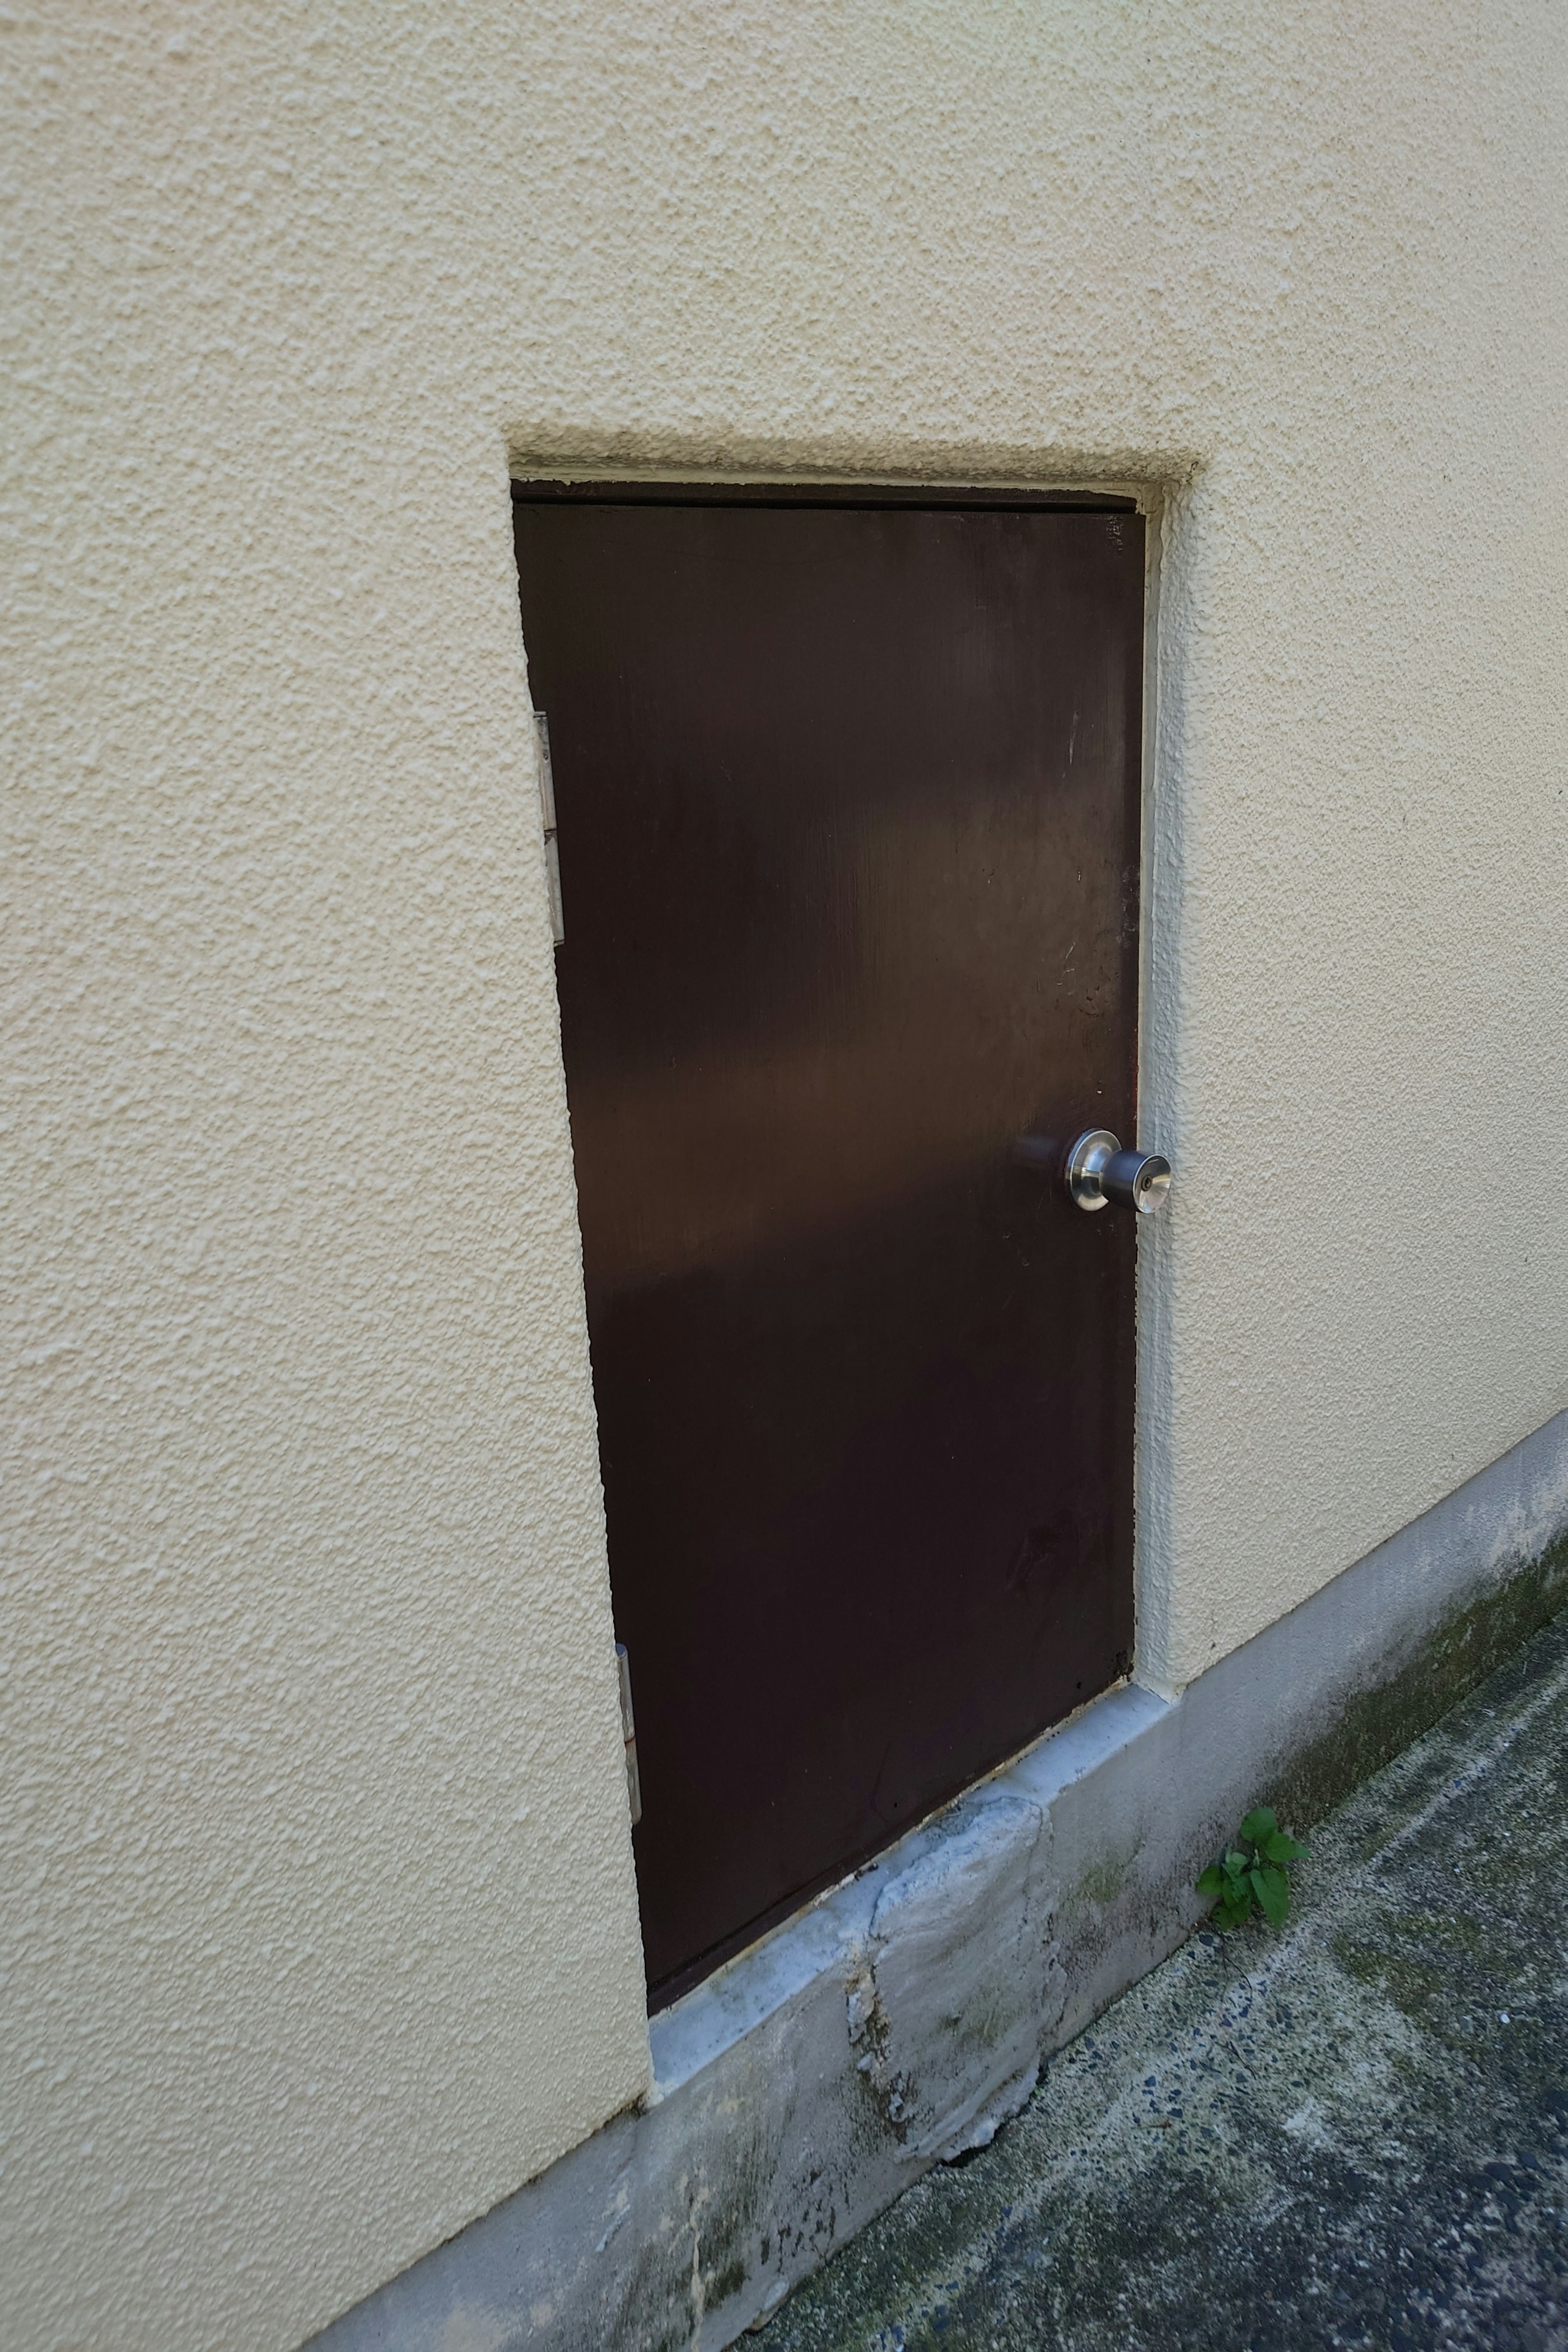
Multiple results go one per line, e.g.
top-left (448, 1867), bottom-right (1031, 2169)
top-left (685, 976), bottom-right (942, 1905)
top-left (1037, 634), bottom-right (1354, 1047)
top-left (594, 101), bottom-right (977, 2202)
top-left (533, 710), bottom-right (566, 946)
top-left (616, 1640), bottom-right (643, 1827)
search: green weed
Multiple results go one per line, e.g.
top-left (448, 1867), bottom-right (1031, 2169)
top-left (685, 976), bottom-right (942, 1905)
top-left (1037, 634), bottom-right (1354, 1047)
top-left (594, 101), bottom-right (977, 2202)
top-left (1198, 1807), bottom-right (1309, 1931)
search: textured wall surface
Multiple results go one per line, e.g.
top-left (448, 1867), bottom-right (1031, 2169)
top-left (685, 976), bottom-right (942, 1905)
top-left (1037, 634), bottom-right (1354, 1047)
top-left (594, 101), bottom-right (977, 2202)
top-left (3, 4), bottom-right (1566, 2350)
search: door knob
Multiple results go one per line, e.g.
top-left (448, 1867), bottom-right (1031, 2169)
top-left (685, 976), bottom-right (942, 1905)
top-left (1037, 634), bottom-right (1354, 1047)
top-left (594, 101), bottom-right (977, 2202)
top-left (1065, 1128), bottom-right (1172, 1216)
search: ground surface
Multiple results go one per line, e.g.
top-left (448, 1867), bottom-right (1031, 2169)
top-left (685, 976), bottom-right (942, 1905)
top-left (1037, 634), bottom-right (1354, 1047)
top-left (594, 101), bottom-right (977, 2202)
top-left (759, 1609), bottom-right (1568, 2352)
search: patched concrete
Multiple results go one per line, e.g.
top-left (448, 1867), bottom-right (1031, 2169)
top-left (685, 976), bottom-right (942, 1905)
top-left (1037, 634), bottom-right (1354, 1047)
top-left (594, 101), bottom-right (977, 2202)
top-left (759, 1605), bottom-right (1568, 2351)
top-left (846, 1788), bottom-right (1064, 2166)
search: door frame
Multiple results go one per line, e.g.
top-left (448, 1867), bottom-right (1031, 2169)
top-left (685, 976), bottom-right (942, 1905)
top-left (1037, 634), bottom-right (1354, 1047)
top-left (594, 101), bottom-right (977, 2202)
top-left (508, 460), bottom-right (1179, 1839)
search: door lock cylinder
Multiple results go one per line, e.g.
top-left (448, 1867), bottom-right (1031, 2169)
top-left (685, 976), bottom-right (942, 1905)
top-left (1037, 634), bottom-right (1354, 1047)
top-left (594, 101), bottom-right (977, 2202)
top-left (1064, 1129), bottom-right (1172, 1215)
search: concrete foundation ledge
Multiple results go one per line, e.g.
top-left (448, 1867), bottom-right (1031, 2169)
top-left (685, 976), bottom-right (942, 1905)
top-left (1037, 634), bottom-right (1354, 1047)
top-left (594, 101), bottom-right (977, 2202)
top-left (312, 1412), bottom-right (1568, 2352)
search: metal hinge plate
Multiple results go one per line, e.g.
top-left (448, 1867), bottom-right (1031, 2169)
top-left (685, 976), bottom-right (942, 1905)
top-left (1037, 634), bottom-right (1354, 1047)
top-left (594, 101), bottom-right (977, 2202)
top-left (616, 1640), bottom-right (642, 1827)
top-left (534, 710), bottom-right (565, 946)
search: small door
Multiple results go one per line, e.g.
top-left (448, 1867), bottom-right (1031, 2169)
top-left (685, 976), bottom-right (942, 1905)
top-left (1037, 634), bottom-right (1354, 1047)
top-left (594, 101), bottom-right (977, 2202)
top-left (513, 487), bottom-right (1145, 2000)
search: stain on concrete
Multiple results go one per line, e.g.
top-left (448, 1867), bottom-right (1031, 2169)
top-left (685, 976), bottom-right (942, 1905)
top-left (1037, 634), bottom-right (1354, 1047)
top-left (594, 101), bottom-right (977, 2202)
top-left (758, 1606), bottom-right (1568, 2351)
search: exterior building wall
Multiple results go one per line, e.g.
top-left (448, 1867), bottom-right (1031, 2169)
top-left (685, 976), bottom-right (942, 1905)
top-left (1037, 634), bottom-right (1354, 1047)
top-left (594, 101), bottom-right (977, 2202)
top-left (3, 7), bottom-right (1565, 2350)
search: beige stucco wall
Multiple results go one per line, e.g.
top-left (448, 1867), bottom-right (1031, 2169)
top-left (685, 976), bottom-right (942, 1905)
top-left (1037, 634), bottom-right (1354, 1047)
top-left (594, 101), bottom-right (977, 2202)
top-left (4, 3), bottom-right (1566, 2347)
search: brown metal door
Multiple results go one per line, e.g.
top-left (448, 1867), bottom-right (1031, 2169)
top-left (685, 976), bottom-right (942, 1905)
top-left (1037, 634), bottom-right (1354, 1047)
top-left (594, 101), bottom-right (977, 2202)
top-left (513, 487), bottom-right (1144, 2000)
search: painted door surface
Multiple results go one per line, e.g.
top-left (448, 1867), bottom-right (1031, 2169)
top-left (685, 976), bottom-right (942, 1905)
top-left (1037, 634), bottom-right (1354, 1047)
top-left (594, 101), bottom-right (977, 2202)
top-left (513, 489), bottom-right (1145, 1998)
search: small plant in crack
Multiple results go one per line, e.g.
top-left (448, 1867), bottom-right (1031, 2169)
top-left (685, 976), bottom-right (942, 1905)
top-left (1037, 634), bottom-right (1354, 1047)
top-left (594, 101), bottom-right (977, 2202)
top-left (1197, 1807), bottom-right (1309, 1930)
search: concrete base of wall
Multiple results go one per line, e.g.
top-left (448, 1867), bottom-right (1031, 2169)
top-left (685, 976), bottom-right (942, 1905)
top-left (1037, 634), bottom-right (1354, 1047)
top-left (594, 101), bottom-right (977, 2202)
top-left (312, 1413), bottom-right (1568, 2352)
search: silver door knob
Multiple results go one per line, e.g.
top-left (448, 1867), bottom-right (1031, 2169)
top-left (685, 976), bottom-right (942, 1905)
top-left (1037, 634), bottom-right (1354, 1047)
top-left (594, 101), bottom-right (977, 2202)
top-left (1065, 1129), bottom-right (1172, 1215)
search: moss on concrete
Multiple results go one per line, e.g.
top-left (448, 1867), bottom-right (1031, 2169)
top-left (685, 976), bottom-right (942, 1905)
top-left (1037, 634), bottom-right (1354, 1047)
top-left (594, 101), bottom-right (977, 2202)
top-left (1265, 1532), bottom-right (1568, 1838)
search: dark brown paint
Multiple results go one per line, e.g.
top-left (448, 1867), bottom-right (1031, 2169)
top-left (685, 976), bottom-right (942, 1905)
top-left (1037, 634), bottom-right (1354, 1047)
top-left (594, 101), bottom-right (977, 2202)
top-left (513, 488), bottom-right (1144, 1999)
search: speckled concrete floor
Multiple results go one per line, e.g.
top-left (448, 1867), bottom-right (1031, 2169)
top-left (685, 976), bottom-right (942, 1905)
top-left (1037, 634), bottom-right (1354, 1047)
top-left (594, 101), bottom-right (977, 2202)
top-left (758, 1608), bottom-right (1568, 2352)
